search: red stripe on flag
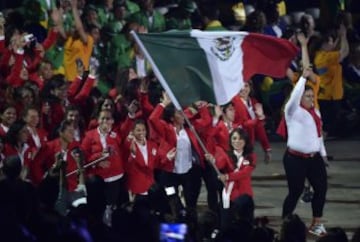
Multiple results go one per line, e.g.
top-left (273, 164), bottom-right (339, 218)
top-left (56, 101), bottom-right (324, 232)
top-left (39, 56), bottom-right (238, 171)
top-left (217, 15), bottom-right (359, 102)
top-left (242, 33), bottom-right (299, 81)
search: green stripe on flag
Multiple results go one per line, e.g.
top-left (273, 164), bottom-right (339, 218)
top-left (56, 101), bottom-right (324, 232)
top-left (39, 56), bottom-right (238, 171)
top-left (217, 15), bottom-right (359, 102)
top-left (138, 32), bottom-right (217, 107)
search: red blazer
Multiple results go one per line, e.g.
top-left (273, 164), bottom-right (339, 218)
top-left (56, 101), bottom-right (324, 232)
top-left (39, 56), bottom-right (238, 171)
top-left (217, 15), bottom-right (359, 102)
top-left (213, 120), bottom-right (243, 152)
top-left (34, 139), bottom-right (80, 190)
top-left (41, 100), bottom-right (65, 137)
top-left (148, 104), bottom-right (206, 171)
top-left (0, 38), bottom-right (4, 54)
top-left (81, 128), bottom-right (124, 180)
top-left (3, 143), bottom-right (33, 166)
top-left (215, 149), bottom-right (256, 200)
top-left (27, 128), bottom-right (48, 150)
top-left (67, 75), bottom-right (95, 105)
top-left (5, 52), bottom-right (24, 88)
top-left (232, 95), bottom-right (270, 151)
top-left (232, 95), bottom-right (260, 128)
top-left (3, 143), bottom-right (35, 182)
top-left (123, 139), bottom-right (159, 194)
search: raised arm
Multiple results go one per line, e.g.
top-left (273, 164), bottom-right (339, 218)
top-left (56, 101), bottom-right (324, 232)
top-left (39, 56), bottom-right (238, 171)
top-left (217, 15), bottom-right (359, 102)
top-left (71, 0), bottom-right (88, 43)
top-left (284, 68), bottom-right (310, 118)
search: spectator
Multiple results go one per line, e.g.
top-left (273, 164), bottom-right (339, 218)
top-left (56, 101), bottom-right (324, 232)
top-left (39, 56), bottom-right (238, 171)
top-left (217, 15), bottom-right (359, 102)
top-left (311, 24), bottom-right (349, 137)
top-left (128, 0), bottom-right (166, 32)
top-left (63, 0), bottom-right (94, 81)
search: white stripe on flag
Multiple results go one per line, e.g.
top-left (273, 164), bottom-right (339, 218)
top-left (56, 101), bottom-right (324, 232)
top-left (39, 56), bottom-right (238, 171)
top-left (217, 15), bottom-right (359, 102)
top-left (191, 30), bottom-right (247, 105)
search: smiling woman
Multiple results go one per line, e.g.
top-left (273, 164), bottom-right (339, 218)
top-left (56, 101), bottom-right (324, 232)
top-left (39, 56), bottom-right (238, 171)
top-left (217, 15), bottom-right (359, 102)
top-left (282, 68), bottom-right (329, 237)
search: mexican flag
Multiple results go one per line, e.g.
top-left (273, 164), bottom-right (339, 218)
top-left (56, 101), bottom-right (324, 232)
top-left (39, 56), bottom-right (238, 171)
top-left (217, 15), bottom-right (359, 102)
top-left (134, 30), bottom-right (298, 108)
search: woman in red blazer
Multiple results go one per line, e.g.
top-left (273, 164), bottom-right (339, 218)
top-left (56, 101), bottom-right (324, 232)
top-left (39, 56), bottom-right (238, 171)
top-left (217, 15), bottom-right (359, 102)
top-left (212, 102), bottom-right (243, 152)
top-left (35, 120), bottom-right (81, 189)
top-left (81, 109), bottom-right (128, 226)
top-left (124, 119), bottom-right (175, 196)
top-left (3, 120), bottom-right (33, 182)
top-left (0, 105), bottom-right (17, 138)
top-left (22, 106), bottom-right (48, 154)
top-left (206, 128), bottom-right (256, 206)
top-left (232, 82), bottom-right (271, 163)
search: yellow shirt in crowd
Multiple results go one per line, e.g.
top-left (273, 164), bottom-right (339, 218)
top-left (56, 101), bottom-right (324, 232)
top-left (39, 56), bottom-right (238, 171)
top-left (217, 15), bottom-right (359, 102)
top-left (64, 35), bottom-right (94, 81)
top-left (314, 50), bottom-right (343, 100)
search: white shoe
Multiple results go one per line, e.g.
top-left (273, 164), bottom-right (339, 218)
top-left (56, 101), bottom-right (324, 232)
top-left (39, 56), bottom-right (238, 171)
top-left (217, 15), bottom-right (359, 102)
top-left (309, 223), bottom-right (327, 236)
top-left (103, 206), bottom-right (113, 227)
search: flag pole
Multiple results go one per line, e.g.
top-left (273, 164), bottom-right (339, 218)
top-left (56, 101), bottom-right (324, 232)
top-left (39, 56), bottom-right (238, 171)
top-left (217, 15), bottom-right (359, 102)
top-left (131, 30), bottom-right (222, 176)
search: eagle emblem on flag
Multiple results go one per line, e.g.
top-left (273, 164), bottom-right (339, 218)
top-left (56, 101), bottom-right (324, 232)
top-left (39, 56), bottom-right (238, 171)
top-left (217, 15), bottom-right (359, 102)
top-left (211, 36), bottom-right (235, 61)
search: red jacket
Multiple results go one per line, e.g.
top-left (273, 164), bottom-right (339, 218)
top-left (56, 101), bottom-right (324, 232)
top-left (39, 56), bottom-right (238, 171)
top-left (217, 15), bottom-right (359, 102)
top-left (34, 139), bottom-right (80, 190)
top-left (148, 104), bottom-right (206, 172)
top-left (232, 95), bottom-right (270, 151)
top-left (213, 120), bottom-right (242, 152)
top-left (123, 139), bottom-right (159, 194)
top-left (5, 29), bottom-right (58, 88)
top-left (3, 143), bottom-right (36, 183)
top-left (215, 149), bottom-right (256, 200)
top-left (26, 128), bottom-right (48, 150)
top-left (81, 128), bottom-right (124, 180)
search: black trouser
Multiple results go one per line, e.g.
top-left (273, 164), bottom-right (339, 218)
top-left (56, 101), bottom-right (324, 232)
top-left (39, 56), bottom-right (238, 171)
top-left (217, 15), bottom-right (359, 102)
top-left (157, 166), bottom-right (202, 209)
top-left (282, 151), bottom-right (327, 218)
top-left (220, 194), bottom-right (255, 230)
top-left (104, 176), bottom-right (129, 207)
top-left (202, 162), bottom-right (223, 213)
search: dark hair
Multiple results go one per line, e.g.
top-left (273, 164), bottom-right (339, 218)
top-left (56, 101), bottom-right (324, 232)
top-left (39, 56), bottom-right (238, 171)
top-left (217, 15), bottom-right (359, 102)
top-left (5, 120), bottom-right (27, 147)
top-left (304, 84), bottom-right (314, 92)
top-left (228, 128), bottom-right (253, 163)
top-left (201, 5), bottom-right (220, 20)
top-left (91, 96), bottom-right (116, 119)
top-left (278, 214), bottom-right (307, 242)
top-left (317, 227), bottom-right (348, 242)
top-left (40, 74), bottom-right (67, 101)
top-left (220, 101), bottom-right (233, 113)
top-left (0, 104), bottom-right (16, 115)
top-left (299, 14), bottom-right (312, 37)
top-left (65, 104), bottom-right (80, 115)
top-left (21, 105), bottom-right (39, 120)
top-left (65, 104), bottom-right (85, 131)
top-left (115, 67), bottom-right (133, 96)
top-left (163, 104), bottom-right (176, 123)
top-left (58, 119), bottom-right (73, 134)
top-left (2, 155), bottom-right (22, 179)
top-left (124, 78), bottom-right (141, 103)
top-left (132, 119), bottom-right (148, 132)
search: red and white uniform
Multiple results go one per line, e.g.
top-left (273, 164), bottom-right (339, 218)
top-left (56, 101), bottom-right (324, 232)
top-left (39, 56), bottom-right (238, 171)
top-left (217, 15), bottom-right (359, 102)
top-left (232, 95), bottom-right (271, 151)
top-left (81, 128), bottom-right (124, 182)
